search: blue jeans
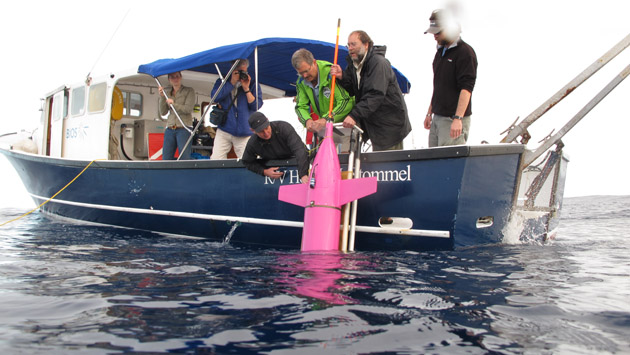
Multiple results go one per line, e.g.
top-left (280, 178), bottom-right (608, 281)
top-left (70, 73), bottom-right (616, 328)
top-left (163, 128), bottom-right (192, 160)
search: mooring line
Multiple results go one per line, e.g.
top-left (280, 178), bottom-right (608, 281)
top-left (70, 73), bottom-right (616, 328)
top-left (0, 159), bottom-right (103, 226)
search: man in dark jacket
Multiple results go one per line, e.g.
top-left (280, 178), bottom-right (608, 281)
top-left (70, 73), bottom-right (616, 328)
top-left (423, 9), bottom-right (478, 147)
top-left (241, 112), bottom-right (309, 184)
top-left (330, 31), bottom-right (411, 151)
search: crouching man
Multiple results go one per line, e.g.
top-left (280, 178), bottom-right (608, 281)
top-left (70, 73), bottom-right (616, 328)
top-left (241, 112), bottom-right (309, 184)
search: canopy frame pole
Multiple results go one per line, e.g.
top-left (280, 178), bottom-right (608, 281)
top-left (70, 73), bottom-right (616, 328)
top-left (501, 33), bottom-right (630, 144)
top-left (214, 64), bottom-right (224, 80)
top-left (255, 46), bottom-right (260, 110)
top-left (176, 61), bottom-right (241, 160)
top-left (155, 77), bottom-right (192, 134)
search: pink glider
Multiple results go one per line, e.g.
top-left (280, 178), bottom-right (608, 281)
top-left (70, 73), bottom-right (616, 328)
top-left (278, 122), bottom-right (377, 251)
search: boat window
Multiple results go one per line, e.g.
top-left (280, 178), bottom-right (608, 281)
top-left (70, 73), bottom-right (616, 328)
top-left (71, 86), bottom-right (86, 116)
top-left (88, 82), bottom-right (107, 113)
top-left (63, 90), bottom-right (69, 118)
top-left (122, 91), bottom-right (143, 118)
top-left (51, 90), bottom-right (69, 122)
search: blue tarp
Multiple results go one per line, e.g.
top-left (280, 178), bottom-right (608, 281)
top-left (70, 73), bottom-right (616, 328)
top-left (137, 37), bottom-right (410, 97)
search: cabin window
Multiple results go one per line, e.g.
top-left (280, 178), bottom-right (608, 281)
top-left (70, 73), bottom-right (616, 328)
top-left (63, 91), bottom-right (69, 118)
top-left (71, 86), bottom-right (86, 116)
top-left (88, 82), bottom-right (107, 113)
top-left (122, 91), bottom-right (143, 118)
top-left (51, 90), bottom-right (69, 122)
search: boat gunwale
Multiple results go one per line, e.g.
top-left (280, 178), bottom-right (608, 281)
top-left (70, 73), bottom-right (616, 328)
top-left (0, 143), bottom-right (525, 170)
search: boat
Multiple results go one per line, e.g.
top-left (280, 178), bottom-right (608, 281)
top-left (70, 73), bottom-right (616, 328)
top-left (2, 36), bottom-right (627, 251)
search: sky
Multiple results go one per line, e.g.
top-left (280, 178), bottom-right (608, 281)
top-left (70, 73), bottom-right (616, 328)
top-left (1, 0), bottom-right (629, 208)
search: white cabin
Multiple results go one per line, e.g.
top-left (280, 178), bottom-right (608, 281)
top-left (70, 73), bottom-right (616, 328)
top-left (36, 69), bottom-right (285, 161)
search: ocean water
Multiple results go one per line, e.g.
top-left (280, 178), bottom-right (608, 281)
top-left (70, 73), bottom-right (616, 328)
top-left (0, 195), bottom-right (629, 354)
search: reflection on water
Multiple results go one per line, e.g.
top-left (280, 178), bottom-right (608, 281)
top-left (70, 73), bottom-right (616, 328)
top-left (274, 251), bottom-right (369, 305)
top-left (0, 197), bottom-right (629, 353)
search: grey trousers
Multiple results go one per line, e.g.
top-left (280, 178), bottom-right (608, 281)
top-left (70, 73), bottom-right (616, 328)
top-left (428, 114), bottom-right (471, 147)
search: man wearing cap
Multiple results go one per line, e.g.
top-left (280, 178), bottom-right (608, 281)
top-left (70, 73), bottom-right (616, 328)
top-left (423, 9), bottom-right (478, 147)
top-left (241, 112), bottom-right (310, 184)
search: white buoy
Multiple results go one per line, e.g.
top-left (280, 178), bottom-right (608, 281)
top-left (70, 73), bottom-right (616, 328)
top-left (12, 138), bottom-right (38, 154)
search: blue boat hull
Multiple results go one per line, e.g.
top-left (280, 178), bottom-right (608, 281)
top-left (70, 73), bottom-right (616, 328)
top-left (2, 144), bottom-right (525, 251)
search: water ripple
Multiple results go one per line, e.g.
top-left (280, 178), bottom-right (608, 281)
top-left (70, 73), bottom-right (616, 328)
top-left (0, 197), bottom-right (628, 353)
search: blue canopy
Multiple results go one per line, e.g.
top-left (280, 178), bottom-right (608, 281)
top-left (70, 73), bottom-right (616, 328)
top-left (137, 37), bottom-right (410, 97)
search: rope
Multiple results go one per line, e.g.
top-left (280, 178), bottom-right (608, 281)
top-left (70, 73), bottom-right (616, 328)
top-left (0, 159), bottom-right (103, 226)
top-left (307, 139), bottom-right (323, 156)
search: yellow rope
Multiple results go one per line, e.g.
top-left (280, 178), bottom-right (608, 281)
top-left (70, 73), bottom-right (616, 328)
top-left (308, 139), bottom-right (323, 155)
top-left (0, 159), bottom-right (104, 227)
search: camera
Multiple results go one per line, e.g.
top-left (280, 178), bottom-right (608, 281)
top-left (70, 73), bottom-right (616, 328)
top-left (238, 70), bottom-right (249, 80)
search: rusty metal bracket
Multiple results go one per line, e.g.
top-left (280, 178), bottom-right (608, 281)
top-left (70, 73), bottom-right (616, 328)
top-left (524, 142), bottom-right (563, 208)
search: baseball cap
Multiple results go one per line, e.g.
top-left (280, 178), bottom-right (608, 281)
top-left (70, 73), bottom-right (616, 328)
top-left (424, 9), bottom-right (445, 34)
top-left (248, 111), bottom-right (270, 133)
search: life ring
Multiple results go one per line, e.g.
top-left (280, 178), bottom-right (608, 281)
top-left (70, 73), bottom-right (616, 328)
top-left (111, 86), bottom-right (124, 120)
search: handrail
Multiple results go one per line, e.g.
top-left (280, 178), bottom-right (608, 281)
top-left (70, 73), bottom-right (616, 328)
top-left (26, 193), bottom-right (451, 238)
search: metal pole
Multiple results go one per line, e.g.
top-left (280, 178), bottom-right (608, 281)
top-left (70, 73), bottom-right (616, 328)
top-left (340, 129), bottom-right (356, 252)
top-left (524, 63), bottom-right (630, 166)
top-left (35, 193), bottom-right (451, 238)
top-left (255, 47), bottom-right (260, 110)
top-left (348, 131), bottom-right (362, 252)
top-left (209, 60), bottom-right (240, 105)
top-left (214, 63), bottom-right (224, 80)
top-left (502, 33), bottom-right (630, 143)
top-left (328, 18), bottom-right (341, 120)
top-left (176, 61), bottom-right (241, 160)
top-left (155, 77), bottom-right (192, 133)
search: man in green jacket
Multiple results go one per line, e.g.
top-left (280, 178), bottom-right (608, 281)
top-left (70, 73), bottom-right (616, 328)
top-left (292, 48), bottom-right (354, 150)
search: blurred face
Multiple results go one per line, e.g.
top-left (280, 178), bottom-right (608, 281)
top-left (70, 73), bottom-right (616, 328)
top-left (168, 72), bottom-right (182, 85)
top-left (254, 125), bottom-right (272, 140)
top-left (296, 60), bottom-right (318, 84)
top-left (347, 33), bottom-right (368, 63)
top-left (434, 31), bottom-right (450, 46)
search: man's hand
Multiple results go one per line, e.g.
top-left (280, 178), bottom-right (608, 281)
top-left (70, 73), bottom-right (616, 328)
top-left (330, 64), bottom-right (343, 79)
top-left (342, 116), bottom-right (356, 129)
top-left (263, 167), bottom-right (284, 179)
top-left (240, 72), bottom-right (251, 92)
top-left (424, 114), bottom-right (432, 130)
top-left (306, 119), bottom-right (326, 133)
top-left (450, 118), bottom-right (463, 138)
